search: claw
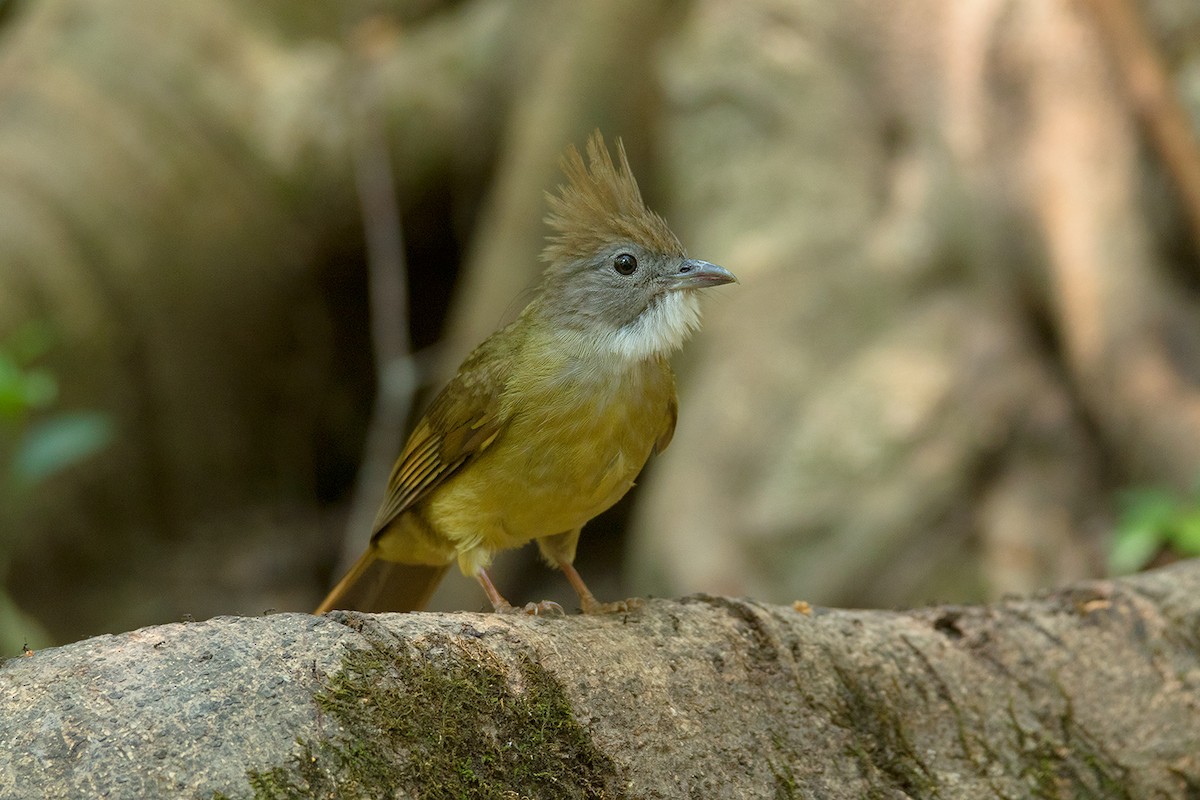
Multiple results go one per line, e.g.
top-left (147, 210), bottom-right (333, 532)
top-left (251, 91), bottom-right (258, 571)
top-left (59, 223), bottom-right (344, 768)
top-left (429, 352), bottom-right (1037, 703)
top-left (493, 600), bottom-right (565, 616)
top-left (524, 600), bottom-right (566, 616)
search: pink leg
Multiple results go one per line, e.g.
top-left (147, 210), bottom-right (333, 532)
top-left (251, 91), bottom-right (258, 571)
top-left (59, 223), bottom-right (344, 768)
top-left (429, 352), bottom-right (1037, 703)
top-left (475, 568), bottom-right (514, 612)
top-left (557, 561), bottom-right (641, 615)
top-left (475, 569), bottom-right (564, 616)
top-left (557, 561), bottom-right (601, 613)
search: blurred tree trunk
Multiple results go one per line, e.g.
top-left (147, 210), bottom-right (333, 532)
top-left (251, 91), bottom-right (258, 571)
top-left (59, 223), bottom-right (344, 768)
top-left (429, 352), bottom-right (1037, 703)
top-left (0, 0), bottom-right (523, 642)
top-left (630, 0), bottom-right (1200, 608)
top-left (2, 0), bottom-right (1200, 647)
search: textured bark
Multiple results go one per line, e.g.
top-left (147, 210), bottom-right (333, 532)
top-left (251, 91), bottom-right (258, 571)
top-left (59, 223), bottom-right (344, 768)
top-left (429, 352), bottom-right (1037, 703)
top-left (3, 563), bottom-right (1199, 799)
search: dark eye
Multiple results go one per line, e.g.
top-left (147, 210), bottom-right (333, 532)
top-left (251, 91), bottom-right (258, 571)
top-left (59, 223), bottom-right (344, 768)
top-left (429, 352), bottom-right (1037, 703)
top-left (613, 253), bottom-right (637, 275)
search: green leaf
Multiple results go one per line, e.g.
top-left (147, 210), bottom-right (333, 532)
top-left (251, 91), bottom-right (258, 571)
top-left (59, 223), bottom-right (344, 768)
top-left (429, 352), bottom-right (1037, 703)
top-left (1108, 522), bottom-right (1164, 575)
top-left (0, 357), bottom-right (57, 420)
top-left (1117, 488), bottom-right (1178, 530)
top-left (0, 357), bottom-right (24, 419)
top-left (11, 412), bottom-right (115, 485)
top-left (1170, 513), bottom-right (1200, 556)
top-left (1109, 488), bottom-right (1183, 574)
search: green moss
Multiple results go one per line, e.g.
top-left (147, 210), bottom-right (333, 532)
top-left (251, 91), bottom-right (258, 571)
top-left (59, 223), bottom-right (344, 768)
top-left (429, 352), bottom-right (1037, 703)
top-left (1006, 691), bottom-right (1131, 800)
top-left (766, 733), bottom-right (799, 800)
top-left (217, 631), bottom-right (620, 800)
top-left (824, 658), bottom-right (939, 798)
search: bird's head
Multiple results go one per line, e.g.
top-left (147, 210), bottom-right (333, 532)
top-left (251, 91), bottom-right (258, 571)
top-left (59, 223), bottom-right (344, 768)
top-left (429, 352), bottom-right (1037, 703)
top-left (536, 132), bottom-right (736, 361)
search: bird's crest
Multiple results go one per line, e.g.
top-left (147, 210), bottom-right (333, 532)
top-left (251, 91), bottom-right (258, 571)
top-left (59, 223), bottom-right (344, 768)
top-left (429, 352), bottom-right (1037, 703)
top-left (542, 131), bottom-right (684, 267)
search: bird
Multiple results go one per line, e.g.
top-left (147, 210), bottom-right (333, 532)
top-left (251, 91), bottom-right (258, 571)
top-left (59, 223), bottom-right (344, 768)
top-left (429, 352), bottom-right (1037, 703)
top-left (315, 131), bottom-right (735, 615)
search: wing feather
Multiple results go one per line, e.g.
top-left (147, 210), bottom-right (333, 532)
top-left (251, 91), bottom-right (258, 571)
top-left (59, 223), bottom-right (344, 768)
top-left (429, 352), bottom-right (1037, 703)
top-left (370, 337), bottom-right (513, 536)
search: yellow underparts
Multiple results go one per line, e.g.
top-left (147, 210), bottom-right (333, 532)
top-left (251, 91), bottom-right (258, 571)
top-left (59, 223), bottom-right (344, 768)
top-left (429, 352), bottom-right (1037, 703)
top-left (375, 343), bottom-right (674, 578)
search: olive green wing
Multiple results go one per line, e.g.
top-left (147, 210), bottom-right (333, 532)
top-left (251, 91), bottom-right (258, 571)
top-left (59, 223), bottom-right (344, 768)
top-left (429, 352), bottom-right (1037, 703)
top-left (370, 339), bottom-right (512, 536)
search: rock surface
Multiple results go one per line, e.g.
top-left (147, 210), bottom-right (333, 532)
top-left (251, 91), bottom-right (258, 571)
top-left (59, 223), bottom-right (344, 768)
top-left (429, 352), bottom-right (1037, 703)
top-left (4, 562), bottom-right (1200, 798)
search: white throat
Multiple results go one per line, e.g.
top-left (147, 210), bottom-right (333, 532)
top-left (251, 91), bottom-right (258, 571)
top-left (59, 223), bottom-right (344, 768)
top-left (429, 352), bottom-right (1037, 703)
top-left (600, 290), bottom-right (702, 360)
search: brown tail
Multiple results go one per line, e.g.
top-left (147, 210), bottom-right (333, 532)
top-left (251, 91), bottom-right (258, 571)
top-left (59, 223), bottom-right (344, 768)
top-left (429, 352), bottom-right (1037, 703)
top-left (315, 546), bottom-right (450, 614)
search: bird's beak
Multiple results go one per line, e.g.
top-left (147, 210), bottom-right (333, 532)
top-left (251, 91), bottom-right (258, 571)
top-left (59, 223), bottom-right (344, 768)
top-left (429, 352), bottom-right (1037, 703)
top-left (666, 259), bottom-right (738, 291)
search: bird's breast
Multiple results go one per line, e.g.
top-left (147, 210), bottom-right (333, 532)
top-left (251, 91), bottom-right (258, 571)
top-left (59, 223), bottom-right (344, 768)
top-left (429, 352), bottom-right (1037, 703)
top-left (427, 353), bottom-right (674, 549)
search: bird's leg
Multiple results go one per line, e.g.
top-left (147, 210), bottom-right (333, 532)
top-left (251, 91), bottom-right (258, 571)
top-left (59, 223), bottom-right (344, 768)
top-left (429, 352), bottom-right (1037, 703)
top-left (556, 560), bottom-right (603, 613)
top-left (475, 568), bottom-right (563, 616)
top-left (555, 560), bottom-right (641, 615)
top-left (475, 568), bottom-right (512, 610)
top-left (538, 531), bottom-right (641, 615)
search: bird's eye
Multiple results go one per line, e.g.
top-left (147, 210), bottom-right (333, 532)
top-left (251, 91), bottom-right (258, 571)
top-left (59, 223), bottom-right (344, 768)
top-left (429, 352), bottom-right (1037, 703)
top-left (613, 253), bottom-right (637, 275)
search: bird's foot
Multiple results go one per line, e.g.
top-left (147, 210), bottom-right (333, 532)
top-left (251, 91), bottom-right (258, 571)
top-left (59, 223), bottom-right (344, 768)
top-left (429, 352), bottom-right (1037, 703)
top-left (579, 596), bottom-right (645, 615)
top-left (494, 600), bottom-right (566, 617)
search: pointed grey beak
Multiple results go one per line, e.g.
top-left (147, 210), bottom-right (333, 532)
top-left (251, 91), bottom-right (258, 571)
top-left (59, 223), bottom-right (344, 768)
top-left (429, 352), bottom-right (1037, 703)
top-left (666, 259), bottom-right (737, 291)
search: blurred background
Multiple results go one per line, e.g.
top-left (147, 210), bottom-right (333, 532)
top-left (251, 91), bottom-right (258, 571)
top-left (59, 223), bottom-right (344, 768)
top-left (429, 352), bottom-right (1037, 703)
top-left (3, 0), bottom-right (1200, 650)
